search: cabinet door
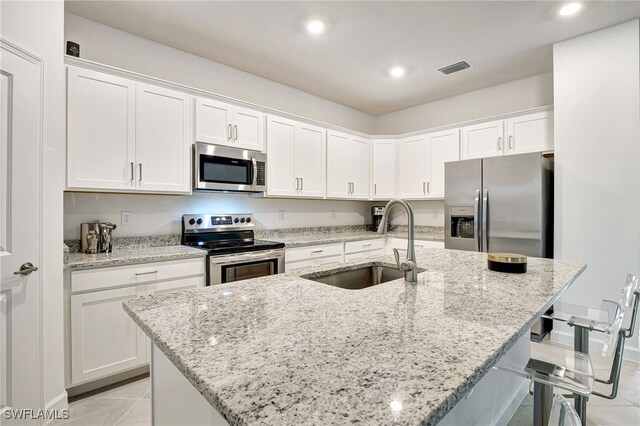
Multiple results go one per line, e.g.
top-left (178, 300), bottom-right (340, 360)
top-left (70, 287), bottom-right (147, 385)
top-left (195, 97), bottom-right (232, 146)
top-left (461, 120), bottom-right (505, 159)
top-left (266, 116), bottom-right (297, 196)
top-left (505, 111), bottom-right (553, 155)
top-left (397, 135), bottom-right (429, 198)
top-left (296, 123), bottom-right (326, 198)
top-left (372, 139), bottom-right (397, 199)
top-left (232, 106), bottom-right (264, 152)
top-left (67, 66), bottom-right (136, 190)
top-left (136, 83), bottom-right (192, 193)
top-left (349, 137), bottom-right (371, 199)
top-left (427, 129), bottom-right (460, 198)
top-left (326, 131), bottom-right (351, 198)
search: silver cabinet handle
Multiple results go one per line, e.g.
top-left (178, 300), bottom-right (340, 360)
top-left (300, 177), bottom-right (303, 191)
top-left (295, 177), bottom-right (300, 190)
top-left (508, 135), bottom-right (514, 150)
top-left (347, 182), bottom-right (351, 194)
top-left (227, 124), bottom-right (232, 140)
top-left (135, 270), bottom-right (158, 276)
top-left (497, 137), bottom-right (503, 151)
top-left (138, 163), bottom-right (142, 182)
top-left (310, 250), bottom-right (324, 254)
top-left (13, 262), bottom-right (38, 276)
top-left (130, 162), bottom-right (134, 182)
top-left (363, 243), bottom-right (372, 247)
top-left (427, 181), bottom-right (430, 193)
top-left (374, 183), bottom-right (377, 195)
top-left (423, 182), bottom-right (426, 194)
top-left (233, 125), bottom-right (238, 141)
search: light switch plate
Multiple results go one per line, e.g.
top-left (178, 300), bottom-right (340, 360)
top-left (121, 211), bottom-right (132, 227)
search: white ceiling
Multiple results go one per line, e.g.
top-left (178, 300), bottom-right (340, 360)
top-left (65, 1), bottom-right (640, 116)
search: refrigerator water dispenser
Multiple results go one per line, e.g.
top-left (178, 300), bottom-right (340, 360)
top-left (450, 207), bottom-right (475, 239)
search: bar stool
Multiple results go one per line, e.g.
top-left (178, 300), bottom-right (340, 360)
top-left (495, 310), bottom-right (624, 426)
top-left (543, 274), bottom-right (639, 422)
top-left (549, 394), bottom-right (582, 426)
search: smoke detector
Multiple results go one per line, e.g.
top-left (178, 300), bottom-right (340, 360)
top-left (437, 61), bottom-right (471, 75)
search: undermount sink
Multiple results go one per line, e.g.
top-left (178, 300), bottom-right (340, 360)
top-left (304, 265), bottom-right (423, 290)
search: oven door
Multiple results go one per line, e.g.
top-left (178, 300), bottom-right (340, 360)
top-left (194, 143), bottom-right (266, 192)
top-left (209, 249), bottom-right (285, 285)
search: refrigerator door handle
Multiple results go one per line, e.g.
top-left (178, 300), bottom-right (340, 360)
top-left (474, 189), bottom-right (481, 252)
top-left (482, 189), bottom-right (489, 252)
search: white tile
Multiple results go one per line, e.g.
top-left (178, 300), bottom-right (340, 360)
top-left (586, 405), bottom-right (640, 426)
top-left (115, 398), bottom-right (151, 426)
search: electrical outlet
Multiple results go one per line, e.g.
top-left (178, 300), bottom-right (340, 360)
top-left (121, 211), bottom-right (132, 226)
top-left (278, 210), bottom-right (285, 221)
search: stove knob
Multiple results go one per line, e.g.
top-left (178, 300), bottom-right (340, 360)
top-left (234, 217), bottom-right (239, 223)
top-left (196, 218), bottom-right (203, 225)
top-left (188, 218), bottom-right (196, 225)
top-left (240, 217), bottom-right (245, 223)
top-left (246, 217), bottom-right (251, 223)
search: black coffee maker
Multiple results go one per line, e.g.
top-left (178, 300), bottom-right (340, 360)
top-left (371, 206), bottom-right (389, 232)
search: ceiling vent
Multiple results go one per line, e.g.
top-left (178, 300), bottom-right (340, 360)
top-left (437, 61), bottom-right (471, 75)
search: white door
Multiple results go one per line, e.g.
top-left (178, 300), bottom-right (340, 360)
top-left (232, 106), bottom-right (264, 152)
top-left (398, 135), bottom-right (429, 198)
top-left (67, 66), bottom-right (136, 190)
top-left (136, 83), bottom-right (192, 193)
top-left (461, 119), bottom-right (505, 159)
top-left (1, 39), bottom-right (43, 413)
top-left (266, 116), bottom-right (296, 196)
top-left (505, 111), bottom-right (554, 155)
top-left (296, 123), bottom-right (325, 198)
top-left (372, 139), bottom-right (396, 199)
top-left (194, 97), bottom-right (233, 146)
top-left (349, 137), bottom-right (370, 199)
top-left (70, 286), bottom-right (147, 384)
top-left (326, 131), bottom-right (350, 198)
top-left (427, 129), bottom-right (460, 198)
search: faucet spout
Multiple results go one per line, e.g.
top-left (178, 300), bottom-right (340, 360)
top-left (377, 199), bottom-right (418, 282)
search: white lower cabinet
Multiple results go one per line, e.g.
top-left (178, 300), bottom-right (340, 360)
top-left (390, 238), bottom-right (445, 255)
top-left (344, 238), bottom-right (386, 262)
top-left (285, 243), bottom-right (344, 271)
top-left (68, 259), bottom-right (205, 386)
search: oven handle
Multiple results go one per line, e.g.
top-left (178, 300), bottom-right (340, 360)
top-left (251, 157), bottom-right (258, 187)
top-left (209, 249), bottom-right (284, 265)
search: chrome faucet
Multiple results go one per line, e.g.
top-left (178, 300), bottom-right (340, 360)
top-left (377, 199), bottom-right (418, 283)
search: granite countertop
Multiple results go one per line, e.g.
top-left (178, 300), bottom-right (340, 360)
top-left (124, 248), bottom-right (585, 426)
top-left (264, 227), bottom-right (444, 248)
top-left (65, 245), bottom-right (207, 270)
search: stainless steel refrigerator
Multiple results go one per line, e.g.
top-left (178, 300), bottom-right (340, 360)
top-left (444, 152), bottom-right (554, 339)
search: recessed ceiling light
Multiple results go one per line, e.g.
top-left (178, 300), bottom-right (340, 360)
top-left (306, 19), bottom-right (325, 35)
top-left (559, 2), bottom-right (582, 16)
top-left (389, 66), bottom-right (406, 78)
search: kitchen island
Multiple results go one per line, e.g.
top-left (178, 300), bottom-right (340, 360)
top-left (124, 248), bottom-right (585, 425)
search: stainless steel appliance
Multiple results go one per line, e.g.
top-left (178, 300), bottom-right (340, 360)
top-left (371, 206), bottom-right (389, 232)
top-left (181, 213), bottom-right (285, 286)
top-left (445, 152), bottom-right (554, 339)
top-left (193, 143), bottom-right (266, 193)
top-left (80, 220), bottom-right (117, 253)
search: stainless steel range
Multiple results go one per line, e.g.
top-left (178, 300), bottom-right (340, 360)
top-left (181, 214), bottom-right (285, 286)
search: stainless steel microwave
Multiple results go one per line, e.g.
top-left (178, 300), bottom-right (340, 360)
top-left (193, 143), bottom-right (266, 193)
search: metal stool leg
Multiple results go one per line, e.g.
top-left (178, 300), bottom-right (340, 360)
top-left (574, 325), bottom-right (589, 426)
top-left (534, 382), bottom-right (554, 426)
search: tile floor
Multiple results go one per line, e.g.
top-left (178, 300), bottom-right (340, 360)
top-left (55, 343), bottom-right (639, 426)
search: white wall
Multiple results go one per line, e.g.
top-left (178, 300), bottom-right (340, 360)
top-left (64, 13), bottom-right (376, 134)
top-left (1, 0), bottom-right (66, 411)
top-left (553, 20), bottom-right (640, 350)
top-left (64, 192), bottom-right (377, 239)
top-left (375, 72), bottom-right (553, 134)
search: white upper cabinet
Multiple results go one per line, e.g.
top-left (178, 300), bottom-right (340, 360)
top-left (136, 83), bottom-right (192, 193)
top-left (195, 97), bottom-right (264, 152)
top-left (372, 139), bottom-right (397, 199)
top-left (397, 135), bottom-right (429, 199)
top-left (505, 111), bottom-right (553, 155)
top-left (326, 131), bottom-right (370, 199)
top-left (426, 129), bottom-right (460, 198)
top-left (67, 67), bottom-right (136, 190)
top-left (461, 119), bottom-right (505, 159)
top-left (266, 115), bottom-right (325, 198)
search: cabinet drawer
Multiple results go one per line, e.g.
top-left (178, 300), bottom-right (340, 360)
top-left (285, 243), bottom-right (344, 262)
top-left (344, 238), bottom-right (385, 254)
top-left (391, 239), bottom-right (444, 250)
top-left (71, 258), bottom-right (205, 293)
top-left (344, 249), bottom-right (385, 262)
top-left (286, 254), bottom-right (344, 272)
